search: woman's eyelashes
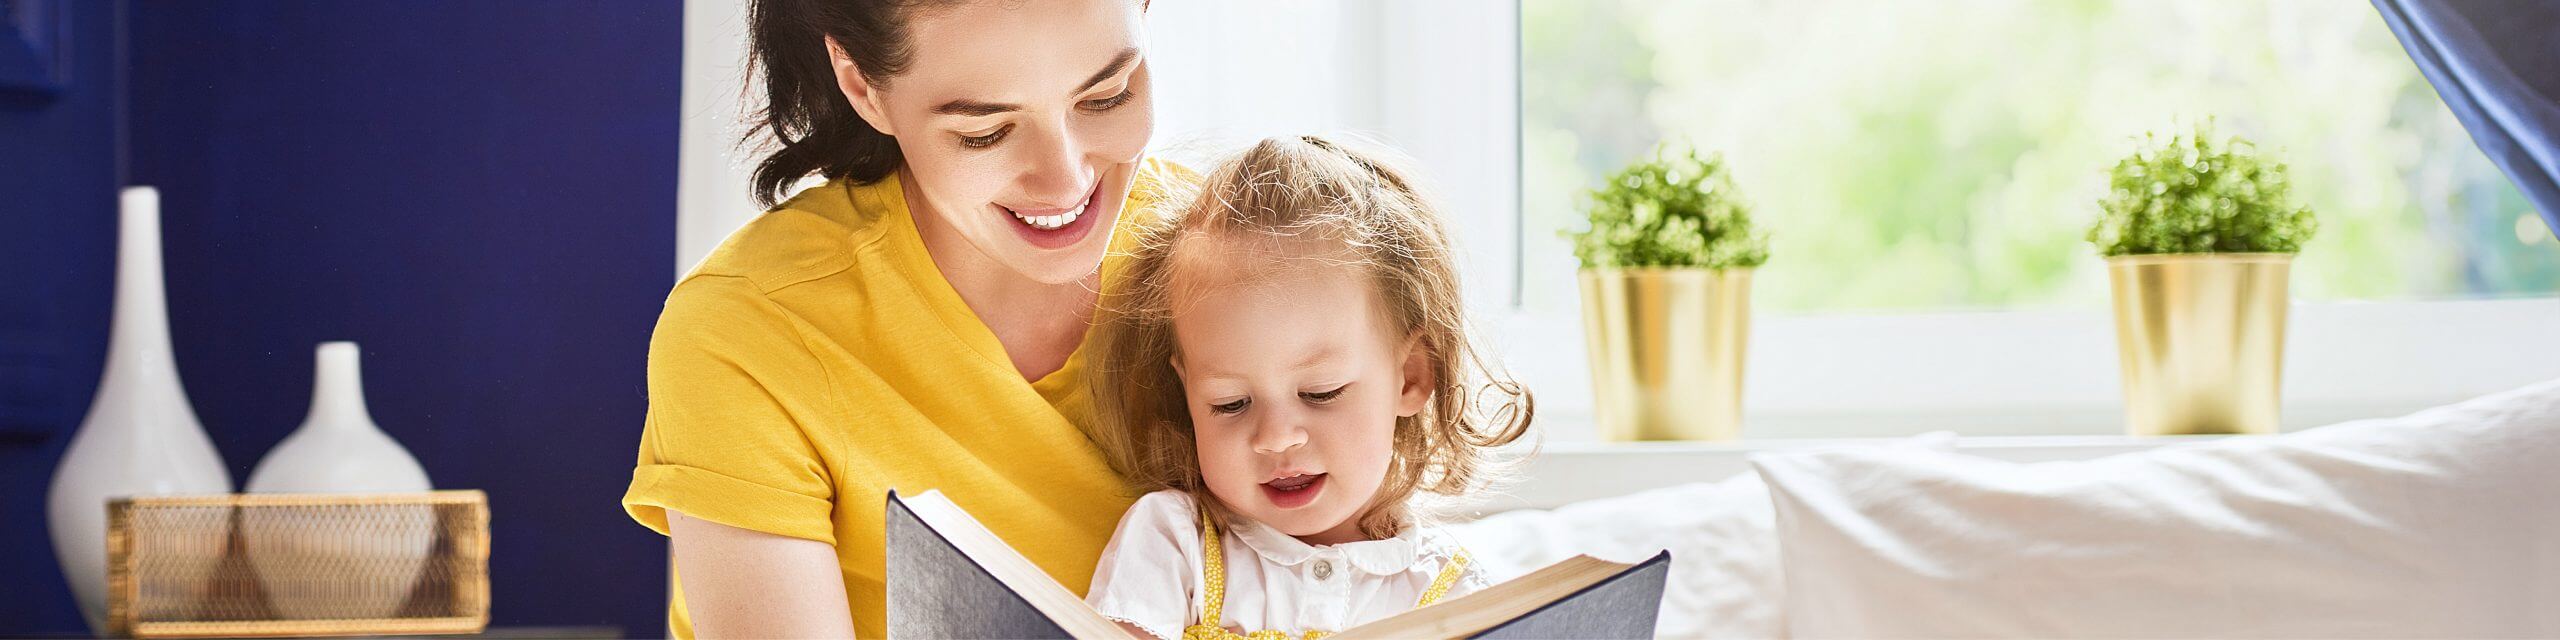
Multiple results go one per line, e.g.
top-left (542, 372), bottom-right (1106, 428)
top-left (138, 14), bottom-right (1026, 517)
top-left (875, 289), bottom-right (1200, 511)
top-left (957, 124), bottom-right (1010, 149)
top-left (1079, 87), bottom-right (1136, 112)
top-left (953, 89), bottom-right (1135, 149)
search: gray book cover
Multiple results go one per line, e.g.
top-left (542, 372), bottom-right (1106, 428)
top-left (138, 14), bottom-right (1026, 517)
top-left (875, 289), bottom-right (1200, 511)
top-left (885, 491), bottom-right (1670, 639)
top-left (1475, 551), bottom-right (1670, 640)
top-left (884, 492), bottom-right (1073, 638)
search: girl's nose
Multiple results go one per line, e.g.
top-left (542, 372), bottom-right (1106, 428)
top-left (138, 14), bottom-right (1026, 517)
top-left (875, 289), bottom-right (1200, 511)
top-left (1249, 407), bottom-right (1309, 455)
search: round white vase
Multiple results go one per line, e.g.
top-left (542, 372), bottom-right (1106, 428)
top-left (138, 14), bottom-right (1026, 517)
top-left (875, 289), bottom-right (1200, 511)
top-left (46, 186), bottom-right (236, 635)
top-left (244, 341), bottom-right (435, 620)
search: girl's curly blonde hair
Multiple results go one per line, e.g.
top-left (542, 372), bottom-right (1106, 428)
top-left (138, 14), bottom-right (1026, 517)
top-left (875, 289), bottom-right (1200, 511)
top-left (1089, 135), bottom-right (1534, 539)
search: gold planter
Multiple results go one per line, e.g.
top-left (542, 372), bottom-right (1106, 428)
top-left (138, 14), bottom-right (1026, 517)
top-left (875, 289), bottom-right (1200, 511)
top-left (1578, 268), bottom-right (1751, 441)
top-left (2106, 253), bottom-right (2292, 436)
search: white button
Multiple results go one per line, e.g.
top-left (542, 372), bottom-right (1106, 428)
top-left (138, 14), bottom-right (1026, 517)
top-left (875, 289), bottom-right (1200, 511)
top-left (1313, 560), bottom-right (1334, 580)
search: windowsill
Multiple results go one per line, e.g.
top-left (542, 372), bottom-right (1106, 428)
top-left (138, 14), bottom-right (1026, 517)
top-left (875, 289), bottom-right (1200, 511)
top-left (1488, 296), bottom-right (2560, 444)
top-left (1471, 425), bottom-right (2280, 513)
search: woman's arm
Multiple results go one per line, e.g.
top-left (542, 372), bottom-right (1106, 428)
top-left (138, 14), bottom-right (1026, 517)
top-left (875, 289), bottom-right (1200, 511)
top-left (670, 510), bottom-right (858, 639)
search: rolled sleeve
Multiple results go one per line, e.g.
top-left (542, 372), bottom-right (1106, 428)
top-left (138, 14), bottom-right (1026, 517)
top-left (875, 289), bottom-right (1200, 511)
top-left (620, 274), bottom-right (841, 545)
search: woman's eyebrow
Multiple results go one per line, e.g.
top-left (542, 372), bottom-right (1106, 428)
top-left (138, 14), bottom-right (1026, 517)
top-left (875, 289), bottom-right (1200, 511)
top-left (1077, 47), bottom-right (1140, 94)
top-left (932, 100), bottom-right (1019, 117)
top-left (928, 47), bottom-right (1139, 117)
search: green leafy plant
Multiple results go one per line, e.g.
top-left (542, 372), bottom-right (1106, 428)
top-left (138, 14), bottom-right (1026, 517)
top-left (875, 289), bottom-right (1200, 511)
top-left (2088, 122), bottom-right (2318, 256)
top-left (1567, 145), bottom-right (1770, 269)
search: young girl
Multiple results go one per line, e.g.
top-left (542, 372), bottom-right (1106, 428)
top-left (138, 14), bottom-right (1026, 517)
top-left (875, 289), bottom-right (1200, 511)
top-left (1084, 136), bottom-right (1534, 640)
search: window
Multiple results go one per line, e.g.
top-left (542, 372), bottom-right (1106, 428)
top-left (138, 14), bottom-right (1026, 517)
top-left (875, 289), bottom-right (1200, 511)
top-left (1508, 0), bottom-right (2560, 441)
top-left (1521, 0), bottom-right (2557, 315)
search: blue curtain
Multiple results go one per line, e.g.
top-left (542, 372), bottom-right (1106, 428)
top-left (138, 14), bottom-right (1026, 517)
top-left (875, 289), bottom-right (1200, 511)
top-left (2370, 0), bottom-right (2560, 238)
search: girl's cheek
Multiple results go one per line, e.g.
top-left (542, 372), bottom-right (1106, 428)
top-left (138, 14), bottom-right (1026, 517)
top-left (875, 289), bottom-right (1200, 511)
top-left (1196, 426), bottom-right (1245, 482)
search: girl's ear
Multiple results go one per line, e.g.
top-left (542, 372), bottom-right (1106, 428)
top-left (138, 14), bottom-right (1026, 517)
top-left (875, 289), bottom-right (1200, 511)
top-left (1395, 330), bottom-right (1435, 418)
top-left (825, 36), bottom-right (897, 136)
top-left (1168, 352), bottom-right (1187, 380)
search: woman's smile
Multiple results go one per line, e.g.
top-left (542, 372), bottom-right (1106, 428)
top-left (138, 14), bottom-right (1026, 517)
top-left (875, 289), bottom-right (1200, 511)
top-left (998, 178), bottom-right (1108, 249)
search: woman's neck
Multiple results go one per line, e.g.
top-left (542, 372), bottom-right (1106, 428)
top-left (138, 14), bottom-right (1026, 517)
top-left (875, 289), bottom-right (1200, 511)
top-left (903, 173), bottom-right (1099, 382)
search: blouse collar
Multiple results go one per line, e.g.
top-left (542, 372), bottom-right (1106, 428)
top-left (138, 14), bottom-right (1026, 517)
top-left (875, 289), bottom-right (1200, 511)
top-left (1225, 516), bottom-right (1444, 576)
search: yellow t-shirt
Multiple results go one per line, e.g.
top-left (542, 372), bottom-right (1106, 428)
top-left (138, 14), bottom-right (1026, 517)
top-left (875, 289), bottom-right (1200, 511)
top-left (622, 159), bottom-right (1188, 638)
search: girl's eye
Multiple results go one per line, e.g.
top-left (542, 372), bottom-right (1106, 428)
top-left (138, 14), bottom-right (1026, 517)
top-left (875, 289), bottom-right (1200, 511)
top-left (1210, 397), bottom-right (1251, 415)
top-left (1079, 88), bottom-right (1136, 112)
top-left (1300, 385), bottom-right (1348, 404)
top-left (959, 125), bottom-right (1011, 149)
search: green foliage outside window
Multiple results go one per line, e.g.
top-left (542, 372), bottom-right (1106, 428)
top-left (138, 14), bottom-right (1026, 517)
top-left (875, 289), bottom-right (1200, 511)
top-left (1521, 0), bottom-right (2558, 312)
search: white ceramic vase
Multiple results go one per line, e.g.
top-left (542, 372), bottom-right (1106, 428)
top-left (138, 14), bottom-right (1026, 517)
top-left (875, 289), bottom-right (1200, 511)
top-left (46, 186), bottom-right (236, 635)
top-left (244, 341), bottom-right (435, 620)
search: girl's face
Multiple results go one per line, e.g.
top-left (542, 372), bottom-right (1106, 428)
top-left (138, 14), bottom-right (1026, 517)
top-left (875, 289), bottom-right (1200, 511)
top-left (1169, 249), bottom-right (1435, 545)
top-left (833, 0), bottom-right (1154, 285)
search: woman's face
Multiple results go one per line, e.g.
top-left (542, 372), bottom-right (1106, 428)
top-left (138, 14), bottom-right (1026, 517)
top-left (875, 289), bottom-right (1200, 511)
top-left (834, 0), bottom-right (1153, 285)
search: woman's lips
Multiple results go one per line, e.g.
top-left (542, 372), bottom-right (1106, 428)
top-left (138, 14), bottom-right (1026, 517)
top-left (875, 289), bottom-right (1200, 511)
top-left (998, 180), bottom-right (1106, 250)
top-left (1006, 200), bottom-right (1085, 230)
top-left (1261, 473), bottom-right (1326, 509)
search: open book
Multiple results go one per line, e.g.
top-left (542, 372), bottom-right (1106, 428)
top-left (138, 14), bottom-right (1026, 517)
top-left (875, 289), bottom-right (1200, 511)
top-left (885, 490), bottom-right (1670, 639)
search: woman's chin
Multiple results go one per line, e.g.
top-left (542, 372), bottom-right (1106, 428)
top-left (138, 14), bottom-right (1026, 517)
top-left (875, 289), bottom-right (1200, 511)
top-left (996, 229), bottom-right (1115, 285)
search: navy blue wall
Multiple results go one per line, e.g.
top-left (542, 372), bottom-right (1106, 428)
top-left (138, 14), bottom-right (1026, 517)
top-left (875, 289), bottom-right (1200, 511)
top-left (4, 1), bottom-right (681, 634)
top-left (0, 0), bottom-right (125, 632)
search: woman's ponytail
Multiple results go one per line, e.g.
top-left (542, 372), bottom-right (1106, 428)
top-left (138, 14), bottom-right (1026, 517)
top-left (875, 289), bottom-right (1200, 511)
top-left (742, 0), bottom-right (934, 207)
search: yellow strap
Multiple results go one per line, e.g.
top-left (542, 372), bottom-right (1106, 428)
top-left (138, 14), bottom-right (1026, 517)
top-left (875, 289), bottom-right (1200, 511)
top-left (1415, 550), bottom-right (1472, 607)
top-left (1198, 510), bottom-right (1226, 629)
top-left (1187, 511), bottom-right (1473, 640)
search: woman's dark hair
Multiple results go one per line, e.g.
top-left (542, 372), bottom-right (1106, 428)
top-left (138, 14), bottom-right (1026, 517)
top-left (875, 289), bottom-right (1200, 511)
top-left (743, 0), bottom-right (949, 208)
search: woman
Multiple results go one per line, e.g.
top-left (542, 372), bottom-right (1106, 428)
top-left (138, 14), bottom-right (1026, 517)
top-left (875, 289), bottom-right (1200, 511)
top-left (619, 0), bottom-right (1177, 636)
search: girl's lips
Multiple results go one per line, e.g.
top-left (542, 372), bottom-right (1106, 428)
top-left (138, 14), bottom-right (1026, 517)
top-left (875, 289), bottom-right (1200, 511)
top-left (1261, 473), bottom-right (1326, 509)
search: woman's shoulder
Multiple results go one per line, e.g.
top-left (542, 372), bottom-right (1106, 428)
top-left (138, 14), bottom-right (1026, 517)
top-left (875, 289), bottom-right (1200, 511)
top-left (1126, 157), bottom-right (1201, 216)
top-left (685, 177), bottom-right (903, 293)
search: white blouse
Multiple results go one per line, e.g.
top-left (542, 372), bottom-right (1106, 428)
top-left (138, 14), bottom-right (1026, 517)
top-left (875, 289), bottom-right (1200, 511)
top-left (1086, 490), bottom-right (1490, 640)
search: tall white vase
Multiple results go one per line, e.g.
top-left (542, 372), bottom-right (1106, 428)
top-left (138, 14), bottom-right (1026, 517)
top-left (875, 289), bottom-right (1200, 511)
top-left (46, 186), bottom-right (236, 635)
top-left (245, 341), bottom-right (434, 620)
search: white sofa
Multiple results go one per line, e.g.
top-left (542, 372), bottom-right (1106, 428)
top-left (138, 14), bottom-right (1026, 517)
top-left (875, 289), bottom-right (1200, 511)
top-left (1452, 378), bottom-right (2560, 638)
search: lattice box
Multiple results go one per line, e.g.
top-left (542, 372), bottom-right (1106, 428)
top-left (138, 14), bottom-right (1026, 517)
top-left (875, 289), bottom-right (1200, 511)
top-left (105, 491), bottom-right (490, 638)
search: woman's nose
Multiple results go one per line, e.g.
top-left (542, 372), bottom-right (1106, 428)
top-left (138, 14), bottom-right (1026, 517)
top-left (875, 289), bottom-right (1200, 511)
top-left (1249, 407), bottom-right (1309, 455)
top-left (1012, 120), bottom-right (1088, 208)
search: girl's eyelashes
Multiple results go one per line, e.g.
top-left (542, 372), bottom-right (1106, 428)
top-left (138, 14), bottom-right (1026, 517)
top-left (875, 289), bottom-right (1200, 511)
top-left (1079, 87), bottom-right (1136, 112)
top-left (1203, 382), bottom-right (1344, 415)
top-left (957, 124), bottom-right (1011, 149)
top-left (1209, 397), bottom-right (1251, 415)
top-left (1299, 384), bottom-right (1348, 404)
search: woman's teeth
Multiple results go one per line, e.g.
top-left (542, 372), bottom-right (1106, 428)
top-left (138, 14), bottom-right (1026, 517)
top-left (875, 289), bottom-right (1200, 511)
top-left (1010, 203), bottom-right (1084, 231)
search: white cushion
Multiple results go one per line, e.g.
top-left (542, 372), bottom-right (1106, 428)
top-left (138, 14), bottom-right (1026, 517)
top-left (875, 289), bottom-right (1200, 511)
top-left (1450, 434), bottom-right (1955, 639)
top-left (1751, 379), bottom-right (2560, 638)
top-left (1452, 472), bottom-right (1781, 639)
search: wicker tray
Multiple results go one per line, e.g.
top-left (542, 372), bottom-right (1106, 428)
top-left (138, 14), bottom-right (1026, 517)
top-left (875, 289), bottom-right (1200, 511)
top-left (105, 491), bottom-right (490, 638)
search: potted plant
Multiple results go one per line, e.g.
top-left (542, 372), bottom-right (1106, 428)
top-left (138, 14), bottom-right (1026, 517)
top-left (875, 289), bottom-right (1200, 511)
top-left (1566, 146), bottom-right (1768, 441)
top-left (2088, 122), bottom-right (2318, 436)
